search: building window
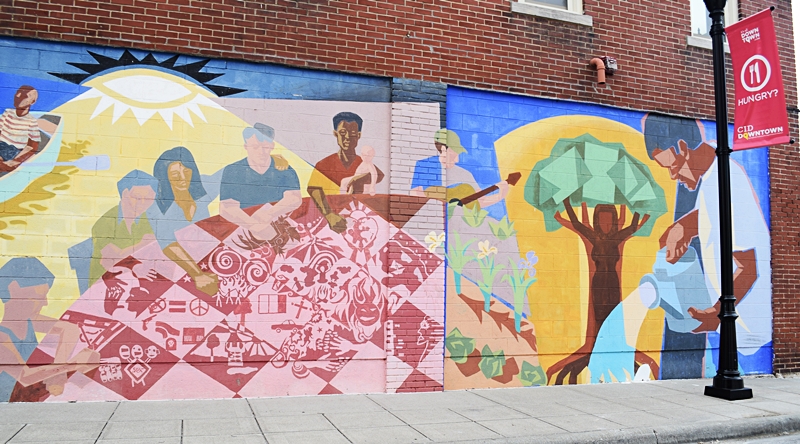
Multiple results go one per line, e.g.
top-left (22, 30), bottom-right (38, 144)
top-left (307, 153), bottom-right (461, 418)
top-left (690, 0), bottom-right (738, 36)
top-left (523, 0), bottom-right (582, 13)
top-left (512, 0), bottom-right (591, 26)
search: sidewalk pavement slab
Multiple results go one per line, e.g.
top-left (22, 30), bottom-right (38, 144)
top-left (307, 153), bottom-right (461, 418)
top-left (183, 417), bottom-right (263, 436)
top-left (8, 421), bottom-right (105, 442)
top-left (1, 376), bottom-right (800, 444)
top-left (339, 424), bottom-right (431, 444)
top-left (0, 401), bottom-right (117, 424)
top-left (254, 413), bottom-right (336, 433)
top-left (98, 420), bottom-right (182, 440)
top-left (262, 429), bottom-right (350, 444)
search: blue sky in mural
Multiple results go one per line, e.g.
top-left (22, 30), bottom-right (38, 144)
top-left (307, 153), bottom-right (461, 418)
top-left (446, 86), bottom-right (770, 224)
top-left (446, 86), bottom-right (646, 219)
top-left (0, 37), bottom-right (390, 102)
top-left (0, 72), bottom-right (87, 112)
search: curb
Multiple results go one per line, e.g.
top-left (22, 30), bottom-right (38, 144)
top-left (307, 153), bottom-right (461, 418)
top-left (446, 414), bottom-right (800, 444)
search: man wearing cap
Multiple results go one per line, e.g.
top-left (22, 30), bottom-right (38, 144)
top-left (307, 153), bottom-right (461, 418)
top-left (410, 128), bottom-right (508, 208)
top-left (219, 124), bottom-right (301, 238)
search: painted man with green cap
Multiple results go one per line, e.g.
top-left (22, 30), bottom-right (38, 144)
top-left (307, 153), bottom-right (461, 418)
top-left (410, 128), bottom-right (508, 208)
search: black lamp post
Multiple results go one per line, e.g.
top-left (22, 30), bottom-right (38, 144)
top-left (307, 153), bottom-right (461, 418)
top-left (702, 0), bottom-right (753, 401)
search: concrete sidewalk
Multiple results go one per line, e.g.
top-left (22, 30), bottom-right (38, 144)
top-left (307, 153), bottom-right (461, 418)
top-left (1, 377), bottom-right (799, 444)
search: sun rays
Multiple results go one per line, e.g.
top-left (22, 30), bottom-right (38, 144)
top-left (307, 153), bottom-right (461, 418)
top-left (68, 68), bottom-right (225, 129)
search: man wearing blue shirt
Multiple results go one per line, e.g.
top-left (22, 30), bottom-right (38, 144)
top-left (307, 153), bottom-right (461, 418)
top-left (410, 128), bottom-right (507, 208)
top-left (220, 124), bottom-right (302, 240)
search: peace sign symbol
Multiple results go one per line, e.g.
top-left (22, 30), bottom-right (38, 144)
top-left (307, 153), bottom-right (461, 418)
top-left (190, 297), bottom-right (210, 316)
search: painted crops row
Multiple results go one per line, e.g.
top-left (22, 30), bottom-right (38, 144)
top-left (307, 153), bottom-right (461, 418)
top-left (0, 38), bottom-right (771, 402)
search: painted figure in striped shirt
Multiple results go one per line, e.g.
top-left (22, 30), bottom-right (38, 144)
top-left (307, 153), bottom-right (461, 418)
top-left (0, 86), bottom-right (40, 168)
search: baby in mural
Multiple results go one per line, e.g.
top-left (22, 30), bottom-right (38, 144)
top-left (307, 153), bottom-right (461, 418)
top-left (0, 257), bottom-right (100, 401)
top-left (340, 145), bottom-right (378, 195)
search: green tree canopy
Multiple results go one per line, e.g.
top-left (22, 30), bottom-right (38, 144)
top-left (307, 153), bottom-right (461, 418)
top-left (524, 133), bottom-right (666, 236)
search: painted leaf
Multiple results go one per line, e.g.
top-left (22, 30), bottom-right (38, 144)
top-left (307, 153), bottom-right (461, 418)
top-left (519, 361), bottom-right (546, 387)
top-left (445, 328), bottom-right (476, 364)
top-left (524, 133), bottom-right (666, 236)
top-left (479, 345), bottom-right (506, 379)
top-left (445, 232), bottom-right (476, 273)
top-left (462, 205), bottom-right (489, 228)
top-left (488, 216), bottom-right (517, 240)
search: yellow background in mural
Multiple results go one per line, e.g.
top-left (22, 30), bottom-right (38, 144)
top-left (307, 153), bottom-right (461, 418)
top-left (0, 68), bottom-right (322, 323)
top-left (494, 115), bottom-right (677, 380)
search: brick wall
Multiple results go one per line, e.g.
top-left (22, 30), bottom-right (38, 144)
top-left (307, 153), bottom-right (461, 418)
top-left (387, 102), bottom-right (445, 391)
top-left (0, 0), bottom-right (793, 119)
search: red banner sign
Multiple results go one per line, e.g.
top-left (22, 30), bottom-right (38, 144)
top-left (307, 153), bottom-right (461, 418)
top-left (727, 9), bottom-right (790, 150)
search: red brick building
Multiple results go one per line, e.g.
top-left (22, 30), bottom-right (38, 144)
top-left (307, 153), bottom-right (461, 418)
top-left (0, 0), bottom-right (795, 402)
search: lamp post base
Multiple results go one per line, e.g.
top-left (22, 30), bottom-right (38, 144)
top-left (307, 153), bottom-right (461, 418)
top-left (705, 383), bottom-right (753, 401)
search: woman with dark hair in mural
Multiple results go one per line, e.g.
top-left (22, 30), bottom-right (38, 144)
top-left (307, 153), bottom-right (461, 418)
top-left (147, 146), bottom-right (222, 296)
top-left (0, 257), bottom-right (99, 402)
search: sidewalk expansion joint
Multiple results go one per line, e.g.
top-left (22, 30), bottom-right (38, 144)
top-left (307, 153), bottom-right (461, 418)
top-left (4, 424), bottom-right (25, 444)
top-left (246, 398), bottom-right (267, 440)
top-left (321, 412), bottom-right (354, 443)
top-left (93, 401), bottom-right (120, 444)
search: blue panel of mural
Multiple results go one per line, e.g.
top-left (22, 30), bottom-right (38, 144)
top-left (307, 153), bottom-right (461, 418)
top-left (444, 86), bottom-right (772, 388)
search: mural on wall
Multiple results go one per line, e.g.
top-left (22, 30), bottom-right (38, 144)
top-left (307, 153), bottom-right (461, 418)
top-left (0, 37), bottom-right (773, 402)
top-left (443, 87), bottom-right (772, 389)
top-left (0, 38), bottom-right (445, 401)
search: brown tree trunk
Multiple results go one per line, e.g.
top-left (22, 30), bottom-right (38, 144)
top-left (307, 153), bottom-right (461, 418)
top-left (547, 203), bottom-right (642, 385)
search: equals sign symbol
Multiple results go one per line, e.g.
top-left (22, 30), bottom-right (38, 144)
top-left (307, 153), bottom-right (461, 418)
top-left (168, 300), bottom-right (187, 313)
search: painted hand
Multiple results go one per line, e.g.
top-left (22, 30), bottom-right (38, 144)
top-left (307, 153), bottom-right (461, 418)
top-left (193, 272), bottom-right (219, 296)
top-left (733, 249), bottom-right (756, 276)
top-left (688, 304), bottom-right (721, 333)
top-left (44, 373), bottom-right (67, 396)
top-left (495, 180), bottom-right (510, 199)
top-left (660, 221), bottom-right (691, 264)
top-left (324, 212), bottom-right (347, 234)
top-left (339, 177), bottom-right (353, 194)
top-left (250, 222), bottom-right (277, 241)
top-left (271, 154), bottom-right (289, 171)
top-left (328, 335), bottom-right (356, 356)
top-left (132, 262), bottom-right (157, 281)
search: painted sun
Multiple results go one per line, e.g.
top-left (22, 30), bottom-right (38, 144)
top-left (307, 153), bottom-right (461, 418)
top-left (68, 68), bottom-right (225, 129)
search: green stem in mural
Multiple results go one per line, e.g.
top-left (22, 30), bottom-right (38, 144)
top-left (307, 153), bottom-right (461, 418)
top-left (476, 241), bottom-right (503, 313)
top-left (445, 232), bottom-right (476, 295)
top-left (502, 258), bottom-right (537, 333)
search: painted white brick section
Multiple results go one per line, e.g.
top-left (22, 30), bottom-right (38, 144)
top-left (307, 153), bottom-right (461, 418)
top-left (386, 102), bottom-right (446, 392)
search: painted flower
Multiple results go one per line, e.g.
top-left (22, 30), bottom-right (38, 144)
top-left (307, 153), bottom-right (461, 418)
top-left (476, 240), bottom-right (497, 259)
top-left (425, 231), bottom-right (445, 253)
top-left (519, 251), bottom-right (538, 278)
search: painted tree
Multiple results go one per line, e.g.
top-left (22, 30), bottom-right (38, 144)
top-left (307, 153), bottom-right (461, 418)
top-left (524, 133), bottom-right (666, 385)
